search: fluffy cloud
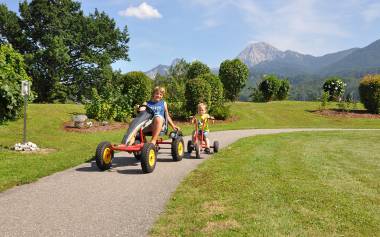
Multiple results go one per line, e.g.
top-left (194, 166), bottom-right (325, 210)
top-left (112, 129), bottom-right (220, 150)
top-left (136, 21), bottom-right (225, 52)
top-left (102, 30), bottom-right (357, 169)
top-left (119, 2), bottom-right (162, 19)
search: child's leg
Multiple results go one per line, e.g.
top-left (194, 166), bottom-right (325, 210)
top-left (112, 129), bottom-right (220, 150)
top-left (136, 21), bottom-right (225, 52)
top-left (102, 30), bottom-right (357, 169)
top-left (205, 138), bottom-right (210, 148)
top-left (204, 132), bottom-right (210, 148)
top-left (151, 116), bottom-right (163, 144)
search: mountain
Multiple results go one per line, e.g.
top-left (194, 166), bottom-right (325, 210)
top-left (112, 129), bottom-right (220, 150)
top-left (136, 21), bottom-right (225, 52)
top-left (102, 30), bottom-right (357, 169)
top-left (145, 39), bottom-right (380, 100)
top-left (145, 64), bottom-right (169, 79)
top-left (319, 39), bottom-right (380, 76)
top-left (237, 42), bottom-right (361, 76)
top-left (145, 58), bottom-right (182, 79)
top-left (235, 40), bottom-right (380, 100)
top-left (237, 42), bottom-right (283, 67)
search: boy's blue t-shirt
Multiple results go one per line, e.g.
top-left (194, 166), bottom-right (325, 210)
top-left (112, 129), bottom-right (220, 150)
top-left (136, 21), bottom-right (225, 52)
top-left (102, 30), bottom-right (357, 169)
top-left (147, 100), bottom-right (165, 119)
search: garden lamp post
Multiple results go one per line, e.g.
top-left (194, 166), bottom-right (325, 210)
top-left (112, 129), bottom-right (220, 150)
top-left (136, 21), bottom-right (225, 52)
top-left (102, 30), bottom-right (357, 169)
top-left (21, 81), bottom-right (30, 144)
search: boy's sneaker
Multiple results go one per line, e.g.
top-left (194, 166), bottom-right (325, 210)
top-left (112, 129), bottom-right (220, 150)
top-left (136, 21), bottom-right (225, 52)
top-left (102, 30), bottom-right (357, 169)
top-left (205, 148), bottom-right (211, 154)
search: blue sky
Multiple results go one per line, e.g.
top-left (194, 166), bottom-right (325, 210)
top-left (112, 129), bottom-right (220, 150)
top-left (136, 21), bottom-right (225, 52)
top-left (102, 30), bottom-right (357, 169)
top-left (2, 0), bottom-right (380, 72)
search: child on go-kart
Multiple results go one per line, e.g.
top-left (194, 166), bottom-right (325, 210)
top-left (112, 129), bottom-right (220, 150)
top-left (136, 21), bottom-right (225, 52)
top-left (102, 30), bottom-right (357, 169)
top-left (191, 103), bottom-right (214, 153)
top-left (141, 86), bottom-right (180, 144)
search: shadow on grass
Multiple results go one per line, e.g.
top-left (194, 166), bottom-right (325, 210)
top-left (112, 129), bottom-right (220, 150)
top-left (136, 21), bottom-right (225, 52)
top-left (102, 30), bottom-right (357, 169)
top-left (305, 109), bottom-right (369, 114)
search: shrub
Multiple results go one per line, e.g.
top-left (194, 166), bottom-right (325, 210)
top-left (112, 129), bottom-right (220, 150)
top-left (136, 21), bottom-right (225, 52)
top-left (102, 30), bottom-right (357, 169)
top-left (0, 44), bottom-right (32, 122)
top-left (258, 75), bottom-right (280, 102)
top-left (359, 74), bottom-right (380, 114)
top-left (319, 91), bottom-right (329, 110)
top-left (277, 80), bottom-right (290, 100)
top-left (185, 77), bottom-right (211, 114)
top-left (85, 88), bottom-right (116, 121)
top-left (209, 104), bottom-right (231, 120)
top-left (186, 60), bottom-right (211, 79)
top-left (322, 77), bottom-right (346, 101)
top-left (120, 71), bottom-right (153, 107)
top-left (198, 73), bottom-right (224, 109)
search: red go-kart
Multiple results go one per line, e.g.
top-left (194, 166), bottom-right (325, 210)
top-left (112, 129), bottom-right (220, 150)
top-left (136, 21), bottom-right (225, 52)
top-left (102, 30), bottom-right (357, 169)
top-left (187, 116), bottom-right (219, 159)
top-left (95, 105), bottom-right (184, 173)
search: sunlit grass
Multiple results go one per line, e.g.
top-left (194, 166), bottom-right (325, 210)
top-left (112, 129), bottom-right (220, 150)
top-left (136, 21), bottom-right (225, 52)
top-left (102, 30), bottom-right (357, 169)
top-left (151, 131), bottom-right (380, 236)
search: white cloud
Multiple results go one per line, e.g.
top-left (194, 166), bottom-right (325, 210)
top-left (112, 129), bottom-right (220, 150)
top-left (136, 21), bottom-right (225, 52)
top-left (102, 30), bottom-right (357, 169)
top-left (119, 2), bottom-right (162, 19)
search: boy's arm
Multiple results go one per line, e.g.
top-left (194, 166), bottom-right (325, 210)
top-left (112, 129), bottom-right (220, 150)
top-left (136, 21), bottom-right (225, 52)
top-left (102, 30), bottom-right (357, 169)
top-left (165, 102), bottom-right (179, 130)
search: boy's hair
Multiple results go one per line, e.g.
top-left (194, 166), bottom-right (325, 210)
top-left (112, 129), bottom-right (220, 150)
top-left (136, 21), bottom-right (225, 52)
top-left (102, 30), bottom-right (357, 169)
top-left (152, 86), bottom-right (165, 97)
top-left (197, 102), bottom-right (207, 111)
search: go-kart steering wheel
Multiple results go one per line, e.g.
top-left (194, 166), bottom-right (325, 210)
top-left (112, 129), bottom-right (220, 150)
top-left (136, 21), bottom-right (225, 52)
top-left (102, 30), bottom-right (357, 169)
top-left (138, 104), bottom-right (154, 115)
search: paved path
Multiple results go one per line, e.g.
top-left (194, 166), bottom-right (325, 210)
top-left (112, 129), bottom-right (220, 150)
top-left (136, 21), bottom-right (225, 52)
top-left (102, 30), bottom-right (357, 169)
top-left (0, 128), bottom-right (377, 236)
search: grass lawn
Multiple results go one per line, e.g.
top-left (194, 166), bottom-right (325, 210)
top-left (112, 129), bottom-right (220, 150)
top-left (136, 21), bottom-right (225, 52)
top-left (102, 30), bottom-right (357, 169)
top-left (150, 131), bottom-right (380, 236)
top-left (0, 104), bottom-right (126, 192)
top-left (0, 101), bottom-right (379, 192)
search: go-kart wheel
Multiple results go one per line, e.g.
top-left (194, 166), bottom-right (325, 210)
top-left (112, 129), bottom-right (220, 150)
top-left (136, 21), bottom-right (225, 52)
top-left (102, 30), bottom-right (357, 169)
top-left (187, 140), bottom-right (193, 153)
top-left (95, 141), bottom-right (113, 170)
top-left (140, 143), bottom-right (157, 173)
top-left (133, 139), bottom-right (142, 161)
top-left (195, 143), bottom-right (201, 159)
top-left (213, 141), bottom-right (219, 153)
top-left (171, 137), bottom-right (184, 161)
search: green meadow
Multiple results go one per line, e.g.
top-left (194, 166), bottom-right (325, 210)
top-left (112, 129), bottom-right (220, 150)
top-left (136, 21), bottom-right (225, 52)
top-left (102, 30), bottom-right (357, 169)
top-left (151, 131), bottom-right (380, 236)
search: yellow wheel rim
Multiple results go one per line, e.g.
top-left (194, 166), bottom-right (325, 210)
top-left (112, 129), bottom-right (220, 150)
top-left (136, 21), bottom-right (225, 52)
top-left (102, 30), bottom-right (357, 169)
top-left (148, 149), bottom-right (156, 167)
top-left (178, 142), bottom-right (184, 156)
top-left (103, 148), bottom-right (112, 164)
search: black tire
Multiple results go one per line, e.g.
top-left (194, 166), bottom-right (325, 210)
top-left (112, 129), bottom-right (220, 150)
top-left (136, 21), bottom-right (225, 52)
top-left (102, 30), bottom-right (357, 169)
top-left (133, 139), bottom-right (142, 161)
top-left (95, 141), bottom-right (113, 170)
top-left (213, 140), bottom-right (220, 153)
top-left (171, 137), bottom-right (184, 161)
top-left (140, 143), bottom-right (157, 173)
top-left (187, 140), bottom-right (193, 153)
top-left (195, 143), bottom-right (201, 159)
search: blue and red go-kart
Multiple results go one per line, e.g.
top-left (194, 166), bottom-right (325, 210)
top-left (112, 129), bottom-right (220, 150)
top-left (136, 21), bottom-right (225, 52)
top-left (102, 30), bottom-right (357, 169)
top-left (95, 105), bottom-right (184, 173)
top-left (187, 116), bottom-right (219, 159)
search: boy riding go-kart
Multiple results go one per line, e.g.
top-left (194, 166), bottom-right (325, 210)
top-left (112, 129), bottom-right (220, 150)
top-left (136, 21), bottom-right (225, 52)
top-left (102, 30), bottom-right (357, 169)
top-left (95, 87), bottom-right (184, 173)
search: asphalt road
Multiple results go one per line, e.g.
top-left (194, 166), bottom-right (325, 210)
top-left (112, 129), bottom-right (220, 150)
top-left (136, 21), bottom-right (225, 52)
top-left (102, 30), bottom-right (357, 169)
top-left (0, 128), bottom-right (376, 236)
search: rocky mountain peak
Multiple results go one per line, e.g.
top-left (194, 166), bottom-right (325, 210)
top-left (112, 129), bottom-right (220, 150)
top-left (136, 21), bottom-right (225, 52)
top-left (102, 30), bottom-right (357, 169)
top-left (237, 42), bottom-right (283, 67)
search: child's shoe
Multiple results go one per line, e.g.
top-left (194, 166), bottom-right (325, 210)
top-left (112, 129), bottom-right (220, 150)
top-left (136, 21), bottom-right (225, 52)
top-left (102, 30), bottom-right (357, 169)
top-left (205, 148), bottom-right (211, 154)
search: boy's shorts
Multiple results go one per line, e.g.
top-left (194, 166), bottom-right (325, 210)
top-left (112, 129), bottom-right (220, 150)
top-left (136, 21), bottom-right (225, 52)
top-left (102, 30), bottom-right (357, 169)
top-left (198, 130), bottom-right (209, 138)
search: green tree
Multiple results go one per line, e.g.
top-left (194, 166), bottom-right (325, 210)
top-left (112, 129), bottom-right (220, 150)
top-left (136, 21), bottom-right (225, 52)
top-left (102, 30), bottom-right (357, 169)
top-left (219, 59), bottom-right (249, 101)
top-left (185, 77), bottom-right (211, 114)
top-left (155, 59), bottom-right (190, 119)
top-left (258, 75), bottom-right (281, 102)
top-left (0, 1), bottom-right (129, 102)
top-left (0, 44), bottom-right (31, 122)
top-left (121, 71), bottom-right (152, 107)
top-left (187, 60), bottom-right (210, 79)
top-left (198, 73), bottom-right (224, 109)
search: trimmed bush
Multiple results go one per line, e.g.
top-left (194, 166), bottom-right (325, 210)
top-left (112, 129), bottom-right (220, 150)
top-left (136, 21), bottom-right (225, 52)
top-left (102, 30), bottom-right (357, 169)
top-left (121, 71), bottom-right (153, 106)
top-left (0, 44), bottom-right (32, 122)
top-left (198, 73), bottom-right (224, 109)
top-left (322, 77), bottom-right (346, 101)
top-left (187, 61), bottom-right (211, 80)
top-left (219, 59), bottom-right (249, 101)
top-left (185, 77), bottom-right (211, 114)
top-left (258, 75), bottom-right (280, 102)
top-left (209, 104), bottom-right (231, 120)
top-left (359, 74), bottom-right (380, 114)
